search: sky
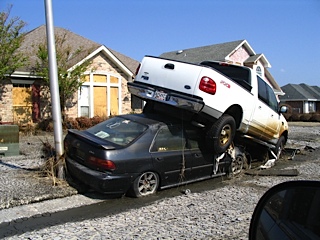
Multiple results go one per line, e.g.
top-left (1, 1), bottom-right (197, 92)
top-left (1, 0), bottom-right (320, 87)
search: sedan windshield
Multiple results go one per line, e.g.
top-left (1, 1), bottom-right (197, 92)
top-left (86, 117), bottom-right (148, 146)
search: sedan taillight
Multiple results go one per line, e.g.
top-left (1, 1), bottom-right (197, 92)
top-left (88, 156), bottom-right (116, 171)
top-left (199, 76), bottom-right (216, 95)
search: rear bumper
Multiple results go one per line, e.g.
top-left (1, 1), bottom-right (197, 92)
top-left (66, 156), bottom-right (134, 195)
top-left (128, 82), bottom-right (204, 113)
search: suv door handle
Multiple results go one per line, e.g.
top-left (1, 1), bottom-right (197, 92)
top-left (164, 63), bottom-right (175, 70)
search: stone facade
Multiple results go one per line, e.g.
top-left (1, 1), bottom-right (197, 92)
top-left (0, 81), bottom-right (13, 123)
top-left (64, 53), bottom-right (133, 119)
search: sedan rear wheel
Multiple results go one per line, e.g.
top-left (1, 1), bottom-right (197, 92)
top-left (128, 172), bottom-right (159, 197)
top-left (273, 135), bottom-right (286, 160)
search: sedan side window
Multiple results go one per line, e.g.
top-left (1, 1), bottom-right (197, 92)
top-left (151, 126), bottom-right (186, 152)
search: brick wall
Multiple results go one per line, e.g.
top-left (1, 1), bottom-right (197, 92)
top-left (283, 101), bottom-right (303, 113)
top-left (0, 81), bottom-right (13, 123)
top-left (228, 46), bottom-right (251, 64)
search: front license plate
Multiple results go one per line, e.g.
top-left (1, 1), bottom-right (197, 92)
top-left (154, 91), bottom-right (167, 101)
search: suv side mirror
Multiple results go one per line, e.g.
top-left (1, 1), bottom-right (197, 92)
top-left (249, 181), bottom-right (320, 240)
top-left (279, 105), bottom-right (288, 113)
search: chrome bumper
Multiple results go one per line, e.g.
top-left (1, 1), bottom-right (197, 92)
top-left (128, 82), bottom-right (204, 113)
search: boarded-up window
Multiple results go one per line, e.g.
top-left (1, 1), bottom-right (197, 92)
top-left (94, 75), bottom-right (106, 83)
top-left (109, 86), bottom-right (119, 116)
top-left (13, 84), bottom-right (33, 124)
top-left (94, 86), bottom-right (107, 116)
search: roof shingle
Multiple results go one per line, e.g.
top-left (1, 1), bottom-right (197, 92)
top-left (17, 25), bottom-right (139, 74)
top-left (280, 83), bottom-right (320, 101)
top-left (159, 40), bottom-right (245, 63)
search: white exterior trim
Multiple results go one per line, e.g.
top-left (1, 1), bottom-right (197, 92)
top-left (69, 45), bottom-right (133, 78)
top-left (78, 70), bottom-right (122, 117)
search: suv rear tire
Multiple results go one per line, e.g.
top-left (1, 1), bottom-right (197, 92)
top-left (206, 114), bottom-right (236, 153)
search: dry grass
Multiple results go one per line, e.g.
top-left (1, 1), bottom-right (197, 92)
top-left (38, 138), bottom-right (66, 186)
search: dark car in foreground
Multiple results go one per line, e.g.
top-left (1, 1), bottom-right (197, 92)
top-left (65, 113), bottom-right (233, 197)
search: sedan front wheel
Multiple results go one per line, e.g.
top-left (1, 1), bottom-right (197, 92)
top-left (128, 172), bottom-right (159, 197)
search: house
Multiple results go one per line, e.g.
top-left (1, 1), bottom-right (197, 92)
top-left (0, 25), bottom-right (139, 126)
top-left (279, 83), bottom-right (320, 113)
top-left (160, 40), bottom-right (284, 96)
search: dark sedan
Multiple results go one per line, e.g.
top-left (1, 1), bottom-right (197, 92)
top-left (65, 113), bottom-right (232, 197)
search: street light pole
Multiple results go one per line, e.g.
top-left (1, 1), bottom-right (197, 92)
top-left (44, 0), bottom-right (64, 179)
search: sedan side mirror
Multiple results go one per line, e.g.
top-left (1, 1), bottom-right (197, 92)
top-left (249, 180), bottom-right (320, 240)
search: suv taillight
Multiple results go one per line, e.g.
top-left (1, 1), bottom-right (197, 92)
top-left (199, 76), bottom-right (216, 95)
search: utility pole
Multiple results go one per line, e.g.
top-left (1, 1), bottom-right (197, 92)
top-left (44, 0), bottom-right (64, 179)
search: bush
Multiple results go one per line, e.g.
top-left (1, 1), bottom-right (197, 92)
top-left (291, 113), bottom-right (301, 121)
top-left (310, 113), bottom-right (320, 122)
top-left (64, 118), bottom-right (80, 130)
top-left (90, 116), bottom-right (105, 125)
top-left (37, 115), bottom-right (110, 132)
top-left (76, 116), bottom-right (92, 129)
top-left (300, 113), bottom-right (312, 122)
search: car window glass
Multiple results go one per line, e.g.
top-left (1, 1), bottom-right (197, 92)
top-left (201, 61), bottom-right (251, 87)
top-left (185, 128), bottom-right (205, 149)
top-left (257, 76), bottom-right (269, 105)
top-left (258, 76), bottom-right (279, 112)
top-left (86, 116), bottom-right (147, 146)
top-left (267, 85), bottom-right (279, 112)
top-left (151, 126), bottom-right (185, 152)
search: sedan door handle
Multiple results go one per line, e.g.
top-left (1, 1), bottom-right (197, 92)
top-left (155, 157), bottom-right (163, 162)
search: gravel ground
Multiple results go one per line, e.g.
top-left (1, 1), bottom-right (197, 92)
top-left (0, 123), bottom-right (320, 239)
top-left (0, 132), bottom-right (77, 210)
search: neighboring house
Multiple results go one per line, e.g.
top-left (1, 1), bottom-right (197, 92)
top-left (0, 25), bottom-right (139, 125)
top-left (279, 83), bottom-right (320, 113)
top-left (160, 39), bottom-right (284, 96)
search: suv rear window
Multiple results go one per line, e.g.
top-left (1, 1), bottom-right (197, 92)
top-left (200, 61), bottom-right (252, 91)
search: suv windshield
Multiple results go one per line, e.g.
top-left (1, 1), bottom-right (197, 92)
top-left (86, 116), bottom-right (147, 146)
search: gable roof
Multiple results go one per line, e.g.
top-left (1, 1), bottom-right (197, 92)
top-left (279, 83), bottom-right (320, 101)
top-left (15, 25), bottom-right (139, 77)
top-left (160, 40), bottom-right (245, 63)
top-left (159, 39), bottom-right (271, 67)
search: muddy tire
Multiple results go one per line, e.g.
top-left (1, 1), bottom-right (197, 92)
top-left (226, 152), bottom-right (245, 179)
top-left (207, 115), bottom-right (236, 154)
top-left (273, 135), bottom-right (286, 159)
top-left (127, 172), bottom-right (159, 198)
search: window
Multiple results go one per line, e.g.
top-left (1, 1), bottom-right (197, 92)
top-left (256, 66), bottom-right (262, 77)
top-left (258, 76), bottom-right (279, 112)
top-left (79, 86), bottom-right (90, 117)
top-left (309, 102), bottom-right (316, 113)
top-left (79, 73), bottom-right (121, 117)
top-left (200, 61), bottom-right (252, 90)
top-left (87, 116), bottom-right (147, 146)
top-left (151, 126), bottom-right (185, 152)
